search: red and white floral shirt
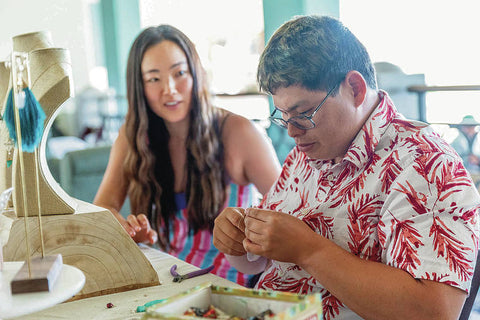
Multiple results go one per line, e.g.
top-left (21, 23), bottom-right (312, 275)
top-left (255, 91), bottom-right (480, 319)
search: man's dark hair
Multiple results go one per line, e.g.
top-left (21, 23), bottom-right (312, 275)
top-left (257, 15), bottom-right (377, 95)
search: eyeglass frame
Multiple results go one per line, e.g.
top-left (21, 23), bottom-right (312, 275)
top-left (269, 82), bottom-right (341, 130)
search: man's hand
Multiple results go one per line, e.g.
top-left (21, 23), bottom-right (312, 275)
top-left (213, 207), bottom-right (247, 256)
top-left (244, 208), bottom-right (316, 264)
top-left (119, 213), bottom-right (158, 245)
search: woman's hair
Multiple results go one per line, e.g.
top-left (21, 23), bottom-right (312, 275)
top-left (124, 25), bottom-right (227, 250)
top-left (257, 15), bottom-right (377, 95)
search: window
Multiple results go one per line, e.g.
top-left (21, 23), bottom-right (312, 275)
top-left (139, 0), bottom-right (269, 120)
top-left (340, 0), bottom-right (480, 124)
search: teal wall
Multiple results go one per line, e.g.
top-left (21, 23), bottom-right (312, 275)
top-left (91, 0), bottom-right (141, 112)
top-left (262, 0), bottom-right (339, 163)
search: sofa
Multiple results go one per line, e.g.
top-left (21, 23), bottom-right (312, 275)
top-left (47, 143), bottom-right (130, 217)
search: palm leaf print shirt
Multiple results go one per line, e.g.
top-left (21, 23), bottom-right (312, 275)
top-left (255, 91), bottom-right (480, 319)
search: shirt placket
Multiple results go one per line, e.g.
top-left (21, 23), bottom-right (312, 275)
top-left (321, 164), bottom-right (344, 202)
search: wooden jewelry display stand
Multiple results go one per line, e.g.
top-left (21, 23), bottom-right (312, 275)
top-left (0, 61), bottom-right (11, 198)
top-left (0, 31), bottom-right (54, 207)
top-left (1, 32), bottom-right (159, 300)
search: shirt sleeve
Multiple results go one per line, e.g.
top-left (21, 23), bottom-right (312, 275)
top-left (379, 152), bottom-right (480, 292)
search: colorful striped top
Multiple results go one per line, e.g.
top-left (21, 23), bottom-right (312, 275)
top-left (168, 183), bottom-right (257, 286)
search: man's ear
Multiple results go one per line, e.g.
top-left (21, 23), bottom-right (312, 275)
top-left (345, 70), bottom-right (367, 107)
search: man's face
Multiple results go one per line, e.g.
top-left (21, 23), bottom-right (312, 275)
top-left (272, 84), bottom-right (358, 160)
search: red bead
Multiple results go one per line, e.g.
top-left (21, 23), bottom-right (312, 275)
top-left (107, 302), bottom-right (114, 308)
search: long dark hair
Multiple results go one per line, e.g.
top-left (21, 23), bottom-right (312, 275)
top-left (124, 25), bottom-right (227, 250)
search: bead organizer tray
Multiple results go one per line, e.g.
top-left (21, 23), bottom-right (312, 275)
top-left (142, 283), bottom-right (322, 320)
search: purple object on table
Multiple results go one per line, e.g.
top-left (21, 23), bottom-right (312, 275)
top-left (170, 264), bottom-right (215, 283)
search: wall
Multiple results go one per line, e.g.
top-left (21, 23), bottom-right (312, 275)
top-left (0, 0), bottom-right (97, 95)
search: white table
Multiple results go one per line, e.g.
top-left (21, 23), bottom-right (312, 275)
top-left (1, 262), bottom-right (85, 319)
top-left (8, 245), bottom-right (241, 320)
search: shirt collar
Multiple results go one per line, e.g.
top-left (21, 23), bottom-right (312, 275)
top-left (307, 90), bottom-right (398, 170)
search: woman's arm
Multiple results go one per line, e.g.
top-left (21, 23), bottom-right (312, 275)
top-left (222, 113), bottom-right (281, 195)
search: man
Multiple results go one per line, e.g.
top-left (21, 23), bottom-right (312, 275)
top-left (213, 15), bottom-right (480, 319)
top-left (450, 115), bottom-right (480, 175)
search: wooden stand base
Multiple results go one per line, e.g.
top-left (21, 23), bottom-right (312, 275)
top-left (3, 200), bottom-right (160, 300)
top-left (11, 254), bottom-right (63, 294)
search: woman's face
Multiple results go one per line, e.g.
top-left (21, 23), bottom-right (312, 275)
top-left (141, 40), bottom-right (193, 124)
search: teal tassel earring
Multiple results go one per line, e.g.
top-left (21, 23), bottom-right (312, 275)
top-left (3, 87), bottom-right (45, 152)
top-left (2, 54), bottom-right (46, 153)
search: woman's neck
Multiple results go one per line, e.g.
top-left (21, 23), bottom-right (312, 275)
top-left (165, 117), bottom-right (190, 193)
top-left (165, 117), bottom-right (189, 142)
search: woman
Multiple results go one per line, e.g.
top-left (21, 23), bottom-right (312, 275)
top-left (94, 25), bottom-right (280, 286)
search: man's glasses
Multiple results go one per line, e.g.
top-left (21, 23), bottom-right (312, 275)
top-left (269, 83), bottom-right (340, 130)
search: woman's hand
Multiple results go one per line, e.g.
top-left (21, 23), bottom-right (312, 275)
top-left (119, 213), bottom-right (158, 245)
top-left (213, 207), bottom-right (247, 256)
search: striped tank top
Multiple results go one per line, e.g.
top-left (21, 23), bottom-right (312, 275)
top-left (168, 183), bottom-right (256, 286)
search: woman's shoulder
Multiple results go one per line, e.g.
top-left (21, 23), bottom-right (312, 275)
top-left (218, 109), bottom-right (274, 160)
top-left (218, 110), bottom-right (262, 144)
top-left (216, 108), bottom-right (280, 193)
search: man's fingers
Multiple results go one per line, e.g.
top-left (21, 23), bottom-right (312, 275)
top-left (215, 235), bottom-right (246, 256)
top-left (221, 220), bottom-right (245, 243)
top-left (213, 226), bottom-right (246, 254)
top-left (243, 238), bottom-right (262, 256)
top-left (218, 226), bottom-right (245, 251)
top-left (245, 207), bottom-right (275, 222)
top-left (244, 223), bottom-right (265, 246)
top-left (229, 207), bottom-right (246, 230)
